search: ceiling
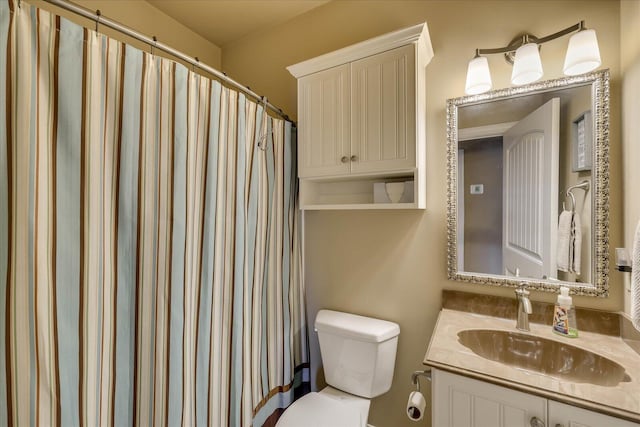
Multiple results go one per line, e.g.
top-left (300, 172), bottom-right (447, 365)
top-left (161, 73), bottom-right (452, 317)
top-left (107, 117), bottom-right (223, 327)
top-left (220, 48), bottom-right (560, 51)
top-left (146, 0), bottom-right (330, 48)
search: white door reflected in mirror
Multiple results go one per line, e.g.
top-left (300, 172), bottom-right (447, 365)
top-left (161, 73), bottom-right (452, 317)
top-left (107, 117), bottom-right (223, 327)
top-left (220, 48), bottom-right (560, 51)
top-left (502, 98), bottom-right (560, 280)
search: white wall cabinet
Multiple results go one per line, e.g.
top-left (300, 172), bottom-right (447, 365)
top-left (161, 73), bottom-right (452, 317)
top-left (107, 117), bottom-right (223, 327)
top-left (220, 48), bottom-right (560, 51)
top-left (288, 23), bottom-right (433, 209)
top-left (350, 44), bottom-right (416, 175)
top-left (432, 369), bottom-right (639, 427)
top-left (297, 64), bottom-right (351, 178)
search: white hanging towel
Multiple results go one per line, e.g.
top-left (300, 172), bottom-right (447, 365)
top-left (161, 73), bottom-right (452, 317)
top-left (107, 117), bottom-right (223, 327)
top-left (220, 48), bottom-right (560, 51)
top-left (572, 212), bottom-right (582, 275)
top-left (556, 210), bottom-right (573, 272)
top-left (632, 220), bottom-right (640, 331)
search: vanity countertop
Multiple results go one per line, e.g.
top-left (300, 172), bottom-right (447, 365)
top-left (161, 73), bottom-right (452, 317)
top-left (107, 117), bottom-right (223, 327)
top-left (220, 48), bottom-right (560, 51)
top-left (424, 308), bottom-right (640, 423)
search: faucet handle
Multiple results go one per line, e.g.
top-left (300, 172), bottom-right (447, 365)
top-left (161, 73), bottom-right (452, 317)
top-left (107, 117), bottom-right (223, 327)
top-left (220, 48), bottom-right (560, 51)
top-left (515, 282), bottom-right (530, 296)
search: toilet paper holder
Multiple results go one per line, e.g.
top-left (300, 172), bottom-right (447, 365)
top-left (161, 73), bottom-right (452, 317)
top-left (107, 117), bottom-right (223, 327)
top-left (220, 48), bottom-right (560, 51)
top-left (411, 368), bottom-right (431, 392)
top-left (407, 369), bottom-right (431, 422)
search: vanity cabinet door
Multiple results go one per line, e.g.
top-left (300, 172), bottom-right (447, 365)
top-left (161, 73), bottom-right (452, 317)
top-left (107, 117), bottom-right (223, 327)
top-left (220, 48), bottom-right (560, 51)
top-left (297, 64), bottom-right (351, 178)
top-left (548, 401), bottom-right (640, 427)
top-left (432, 369), bottom-right (547, 427)
top-left (350, 44), bottom-right (416, 174)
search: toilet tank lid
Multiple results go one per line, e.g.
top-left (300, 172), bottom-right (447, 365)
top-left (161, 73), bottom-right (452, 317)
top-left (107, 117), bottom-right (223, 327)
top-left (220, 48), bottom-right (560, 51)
top-left (315, 310), bottom-right (400, 343)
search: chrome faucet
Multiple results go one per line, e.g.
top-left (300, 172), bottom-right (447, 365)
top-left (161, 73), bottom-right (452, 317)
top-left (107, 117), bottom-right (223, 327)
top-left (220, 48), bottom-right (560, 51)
top-left (515, 283), bottom-right (532, 331)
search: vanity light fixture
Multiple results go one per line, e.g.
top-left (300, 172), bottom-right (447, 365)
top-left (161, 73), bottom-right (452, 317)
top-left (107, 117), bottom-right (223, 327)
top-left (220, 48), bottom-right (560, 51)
top-left (511, 40), bottom-right (543, 86)
top-left (464, 21), bottom-right (601, 95)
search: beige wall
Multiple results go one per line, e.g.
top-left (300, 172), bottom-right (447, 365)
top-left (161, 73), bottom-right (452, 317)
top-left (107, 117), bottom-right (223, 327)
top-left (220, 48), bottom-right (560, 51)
top-left (224, 2), bottom-right (622, 426)
top-left (621, 0), bottom-right (640, 315)
top-left (29, 0), bottom-right (222, 69)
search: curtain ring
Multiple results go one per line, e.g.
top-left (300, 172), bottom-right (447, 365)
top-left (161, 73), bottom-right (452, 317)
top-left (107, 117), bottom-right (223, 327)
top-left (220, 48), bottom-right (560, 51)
top-left (151, 36), bottom-right (157, 56)
top-left (17, 0), bottom-right (21, 9)
top-left (192, 57), bottom-right (199, 73)
top-left (95, 10), bottom-right (101, 33)
top-left (257, 96), bottom-right (271, 151)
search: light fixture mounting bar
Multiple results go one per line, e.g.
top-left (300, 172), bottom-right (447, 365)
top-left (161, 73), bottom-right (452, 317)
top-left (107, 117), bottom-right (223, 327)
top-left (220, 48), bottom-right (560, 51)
top-left (475, 21), bottom-right (584, 56)
top-left (535, 21), bottom-right (583, 44)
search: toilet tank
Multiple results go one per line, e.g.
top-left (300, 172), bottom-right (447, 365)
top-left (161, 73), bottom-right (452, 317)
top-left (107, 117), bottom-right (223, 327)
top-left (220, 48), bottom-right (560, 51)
top-left (315, 310), bottom-right (400, 399)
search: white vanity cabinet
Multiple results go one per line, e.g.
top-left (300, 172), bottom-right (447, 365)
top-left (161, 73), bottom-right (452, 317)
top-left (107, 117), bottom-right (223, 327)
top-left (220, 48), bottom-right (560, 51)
top-left (432, 369), bottom-right (639, 427)
top-left (287, 23), bottom-right (433, 209)
top-left (548, 401), bottom-right (640, 427)
top-left (432, 369), bottom-right (547, 427)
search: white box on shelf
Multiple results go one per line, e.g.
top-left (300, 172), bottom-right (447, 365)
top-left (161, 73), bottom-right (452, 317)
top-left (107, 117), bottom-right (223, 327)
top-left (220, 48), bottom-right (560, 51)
top-left (373, 181), bottom-right (414, 203)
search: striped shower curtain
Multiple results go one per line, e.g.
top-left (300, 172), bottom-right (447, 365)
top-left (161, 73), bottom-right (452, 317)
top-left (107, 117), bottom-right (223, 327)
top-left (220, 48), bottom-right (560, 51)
top-left (0, 1), bottom-right (308, 426)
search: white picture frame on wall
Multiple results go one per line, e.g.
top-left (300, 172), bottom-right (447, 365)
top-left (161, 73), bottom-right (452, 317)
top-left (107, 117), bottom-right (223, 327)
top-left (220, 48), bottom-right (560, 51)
top-left (572, 110), bottom-right (593, 172)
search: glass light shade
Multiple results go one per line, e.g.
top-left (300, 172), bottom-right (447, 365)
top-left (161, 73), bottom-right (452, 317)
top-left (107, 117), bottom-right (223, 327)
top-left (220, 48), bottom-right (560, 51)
top-left (465, 56), bottom-right (492, 95)
top-left (563, 29), bottom-right (601, 75)
top-left (511, 43), bottom-right (543, 85)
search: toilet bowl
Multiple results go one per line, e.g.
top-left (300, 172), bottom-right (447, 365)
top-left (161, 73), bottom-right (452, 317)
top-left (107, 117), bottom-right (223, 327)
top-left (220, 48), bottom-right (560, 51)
top-left (276, 387), bottom-right (370, 427)
top-left (276, 310), bottom-right (400, 427)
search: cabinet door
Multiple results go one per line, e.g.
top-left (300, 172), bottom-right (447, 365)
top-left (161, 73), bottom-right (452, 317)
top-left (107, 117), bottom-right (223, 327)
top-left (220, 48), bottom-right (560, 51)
top-left (549, 401), bottom-right (640, 427)
top-left (350, 44), bottom-right (416, 174)
top-left (432, 369), bottom-right (547, 427)
top-left (297, 64), bottom-right (350, 178)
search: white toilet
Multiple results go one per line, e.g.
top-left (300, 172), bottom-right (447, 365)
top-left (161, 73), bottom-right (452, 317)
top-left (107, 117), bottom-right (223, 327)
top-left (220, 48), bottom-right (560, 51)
top-left (277, 309), bottom-right (400, 427)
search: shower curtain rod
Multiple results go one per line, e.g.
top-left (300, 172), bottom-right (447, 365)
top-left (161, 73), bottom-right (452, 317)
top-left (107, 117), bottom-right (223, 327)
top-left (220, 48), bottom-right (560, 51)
top-left (40, 0), bottom-right (293, 123)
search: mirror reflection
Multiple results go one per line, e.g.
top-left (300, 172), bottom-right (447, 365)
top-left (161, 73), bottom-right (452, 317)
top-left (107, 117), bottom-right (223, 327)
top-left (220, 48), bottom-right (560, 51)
top-left (447, 71), bottom-right (609, 295)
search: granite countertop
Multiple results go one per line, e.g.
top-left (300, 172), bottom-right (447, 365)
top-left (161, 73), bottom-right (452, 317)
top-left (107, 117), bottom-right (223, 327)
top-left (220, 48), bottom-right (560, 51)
top-left (424, 308), bottom-right (640, 423)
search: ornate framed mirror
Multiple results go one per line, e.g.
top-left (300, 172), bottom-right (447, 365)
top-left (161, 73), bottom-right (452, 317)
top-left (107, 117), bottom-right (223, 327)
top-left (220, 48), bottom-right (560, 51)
top-left (446, 70), bottom-right (610, 296)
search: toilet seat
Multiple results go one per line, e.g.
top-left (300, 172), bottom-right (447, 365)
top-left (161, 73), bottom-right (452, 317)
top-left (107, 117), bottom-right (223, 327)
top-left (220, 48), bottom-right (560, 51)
top-left (276, 387), bottom-right (369, 427)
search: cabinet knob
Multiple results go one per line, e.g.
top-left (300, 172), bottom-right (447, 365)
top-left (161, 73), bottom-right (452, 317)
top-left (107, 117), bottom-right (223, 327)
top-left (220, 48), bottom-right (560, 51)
top-left (530, 417), bottom-right (545, 427)
top-left (341, 156), bottom-right (349, 163)
top-left (350, 155), bottom-right (357, 162)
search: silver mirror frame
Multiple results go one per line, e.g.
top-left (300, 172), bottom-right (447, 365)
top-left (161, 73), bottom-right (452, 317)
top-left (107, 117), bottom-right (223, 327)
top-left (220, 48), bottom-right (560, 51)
top-left (446, 69), bottom-right (610, 297)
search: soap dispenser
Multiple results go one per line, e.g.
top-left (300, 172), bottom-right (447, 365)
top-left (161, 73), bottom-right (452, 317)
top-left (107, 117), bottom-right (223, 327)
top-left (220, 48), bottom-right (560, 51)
top-left (552, 286), bottom-right (578, 338)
